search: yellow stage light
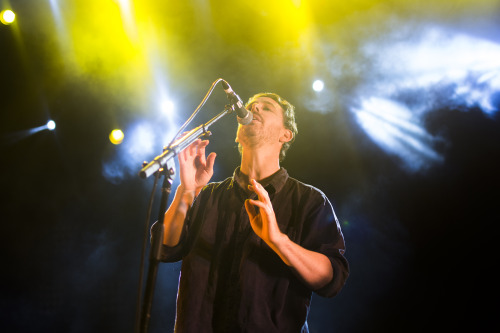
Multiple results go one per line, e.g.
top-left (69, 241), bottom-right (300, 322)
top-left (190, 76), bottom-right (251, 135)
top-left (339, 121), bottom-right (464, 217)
top-left (1, 9), bottom-right (15, 25)
top-left (109, 129), bottom-right (124, 145)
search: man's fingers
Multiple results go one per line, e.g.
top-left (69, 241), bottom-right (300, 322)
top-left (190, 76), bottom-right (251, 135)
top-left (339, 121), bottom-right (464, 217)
top-left (206, 152), bottom-right (217, 171)
top-left (195, 140), bottom-right (209, 158)
top-left (249, 179), bottom-right (270, 202)
top-left (182, 139), bottom-right (209, 161)
top-left (245, 199), bottom-right (257, 219)
top-left (246, 198), bottom-right (266, 210)
top-left (197, 145), bottom-right (206, 165)
top-left (198, 140), bottom-right (209, 148)
top-left (187, 139), bottom-right (200, 157)
top-left (179, 147), bottom-right (190, 164)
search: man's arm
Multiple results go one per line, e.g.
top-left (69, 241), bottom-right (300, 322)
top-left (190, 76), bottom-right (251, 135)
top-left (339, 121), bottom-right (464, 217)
top-left (162, 184), bottom-right (196, 246)
top-left (162, 139), bottom-right (216, 246)
top-left (267, 233), bottom-right (334, 290)
top-left (245, 179), bottom-right (333, 290)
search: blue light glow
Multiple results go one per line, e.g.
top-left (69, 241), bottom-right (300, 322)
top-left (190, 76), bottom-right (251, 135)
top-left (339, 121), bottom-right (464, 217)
top-left (350, 26), bottom-right (500, 171)
top-left (353, 97), bottom-right (443, 171)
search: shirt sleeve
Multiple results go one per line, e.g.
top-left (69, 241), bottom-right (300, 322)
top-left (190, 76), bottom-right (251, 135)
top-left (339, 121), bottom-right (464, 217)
top-left (300, 189), bottom-right (349, 298)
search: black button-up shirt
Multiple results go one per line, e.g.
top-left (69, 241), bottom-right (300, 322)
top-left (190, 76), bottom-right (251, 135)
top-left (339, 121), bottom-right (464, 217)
top-left (159, 167), bottom-right (349, 332)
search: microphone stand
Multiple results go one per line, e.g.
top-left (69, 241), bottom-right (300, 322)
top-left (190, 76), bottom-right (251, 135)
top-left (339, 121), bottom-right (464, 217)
top-left (137, 104), bottom-right (234, 333)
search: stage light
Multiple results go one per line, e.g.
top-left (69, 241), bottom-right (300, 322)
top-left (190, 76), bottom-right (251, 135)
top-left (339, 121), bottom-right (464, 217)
top-left (0, 9), bottom-right (15, 25)
top-left (109, 129), bottom-right (124, 145)
top-left (161, 100), bottom-right (175, 117)
top-left (47, 120), bottom-right (56, 131)
top-left (313, 79), bottom-right (324, 92)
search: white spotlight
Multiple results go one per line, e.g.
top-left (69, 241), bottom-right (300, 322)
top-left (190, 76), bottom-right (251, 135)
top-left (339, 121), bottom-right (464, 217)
top-left (47, 120), bottom-right (56, 130)
top-left (312, 79), bottom-right (325, 92)
top-left (161, 100), bottom-right (175, 116)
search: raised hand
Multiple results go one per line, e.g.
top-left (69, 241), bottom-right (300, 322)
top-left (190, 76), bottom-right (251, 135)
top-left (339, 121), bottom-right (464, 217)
top-left (244, 179), bottom-right (334, 288)
top-left (178, 139), bottom-right (216, 195)
top-left (244, 179), bottom-right (285, 248)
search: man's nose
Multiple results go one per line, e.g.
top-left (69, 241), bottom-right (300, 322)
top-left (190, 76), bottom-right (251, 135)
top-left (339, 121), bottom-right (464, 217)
top-left (250, 103), bottom-right (261, 113)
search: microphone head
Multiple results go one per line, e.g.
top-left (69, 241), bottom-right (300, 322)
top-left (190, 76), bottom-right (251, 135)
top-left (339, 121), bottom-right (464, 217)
top-left (237, 110), bottom-right (253, 125)
top-left (221, 80), bottom-right (230, 91)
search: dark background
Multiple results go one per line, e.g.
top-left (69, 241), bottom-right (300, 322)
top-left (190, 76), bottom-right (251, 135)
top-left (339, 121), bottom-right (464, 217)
top-left (1, 1), bottom-right (499, 332)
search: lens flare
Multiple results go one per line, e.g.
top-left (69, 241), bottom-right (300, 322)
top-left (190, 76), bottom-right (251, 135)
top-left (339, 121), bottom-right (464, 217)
top-left (0, 10), bottom-right (15, 25)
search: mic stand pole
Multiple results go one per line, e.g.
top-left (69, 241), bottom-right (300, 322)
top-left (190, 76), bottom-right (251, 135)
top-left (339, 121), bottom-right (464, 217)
top-left (137, 104), bottom-right (234, 333)
top-left (139, 163), bottom-right (174, 333)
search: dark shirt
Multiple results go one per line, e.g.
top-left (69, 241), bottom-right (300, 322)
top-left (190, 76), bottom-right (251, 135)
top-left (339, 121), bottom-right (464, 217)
top-left (158, 167), bottom-right (349, 332)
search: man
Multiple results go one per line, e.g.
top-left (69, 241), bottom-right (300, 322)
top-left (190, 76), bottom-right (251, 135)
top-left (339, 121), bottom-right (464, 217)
top-left (156, 92), bottom-right (349, 332)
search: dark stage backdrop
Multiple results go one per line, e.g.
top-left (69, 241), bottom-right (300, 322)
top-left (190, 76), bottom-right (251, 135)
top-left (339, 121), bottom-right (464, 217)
top-left (1, 1), bottom-right (498, 332)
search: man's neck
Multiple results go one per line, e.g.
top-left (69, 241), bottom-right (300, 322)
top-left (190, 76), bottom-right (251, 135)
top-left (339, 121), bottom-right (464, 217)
top-left (240, 146), bottom-right (281, 182)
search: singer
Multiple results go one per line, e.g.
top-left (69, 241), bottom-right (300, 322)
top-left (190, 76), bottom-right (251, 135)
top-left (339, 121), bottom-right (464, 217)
top-left (153, 92), bottom-right (349, 332)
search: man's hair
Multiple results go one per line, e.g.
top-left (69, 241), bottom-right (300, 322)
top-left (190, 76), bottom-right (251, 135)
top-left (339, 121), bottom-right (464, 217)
top-left (239, 92), bottom-right (298, 162)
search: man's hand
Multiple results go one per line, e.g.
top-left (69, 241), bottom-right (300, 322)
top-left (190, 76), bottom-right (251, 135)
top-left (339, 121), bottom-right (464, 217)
top-left (245, 179), bottom-right (287, 256)
top-left (178, 139), bottom-right (216, 195)
top-left (245, 179), bottom-right (334, 290)
top-left (162, 139), bottom-right (216, 247)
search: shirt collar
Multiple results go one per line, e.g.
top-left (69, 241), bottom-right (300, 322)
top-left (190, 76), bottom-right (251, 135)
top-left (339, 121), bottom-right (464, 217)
top-left (233, 166), bottom-right (289, 195)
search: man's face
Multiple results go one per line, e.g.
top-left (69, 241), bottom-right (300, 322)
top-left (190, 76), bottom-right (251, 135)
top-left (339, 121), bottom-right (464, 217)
top-left (236, 96), bottom-right (288, 148)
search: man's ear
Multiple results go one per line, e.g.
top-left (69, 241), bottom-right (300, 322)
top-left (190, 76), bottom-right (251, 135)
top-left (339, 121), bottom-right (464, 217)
top-left (279, 129), bottom-right (293, 143)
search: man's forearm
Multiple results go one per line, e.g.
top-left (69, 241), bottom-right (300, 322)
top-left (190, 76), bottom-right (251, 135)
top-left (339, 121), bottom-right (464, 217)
top-left (162, 184), bottom-right (196, 246)
top-left (271, 234), bottom-right (333, 291)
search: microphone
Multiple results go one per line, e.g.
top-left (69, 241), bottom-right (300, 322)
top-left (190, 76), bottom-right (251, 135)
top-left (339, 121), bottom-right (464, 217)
top-left (221, 80), bottom-right (253, 125)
